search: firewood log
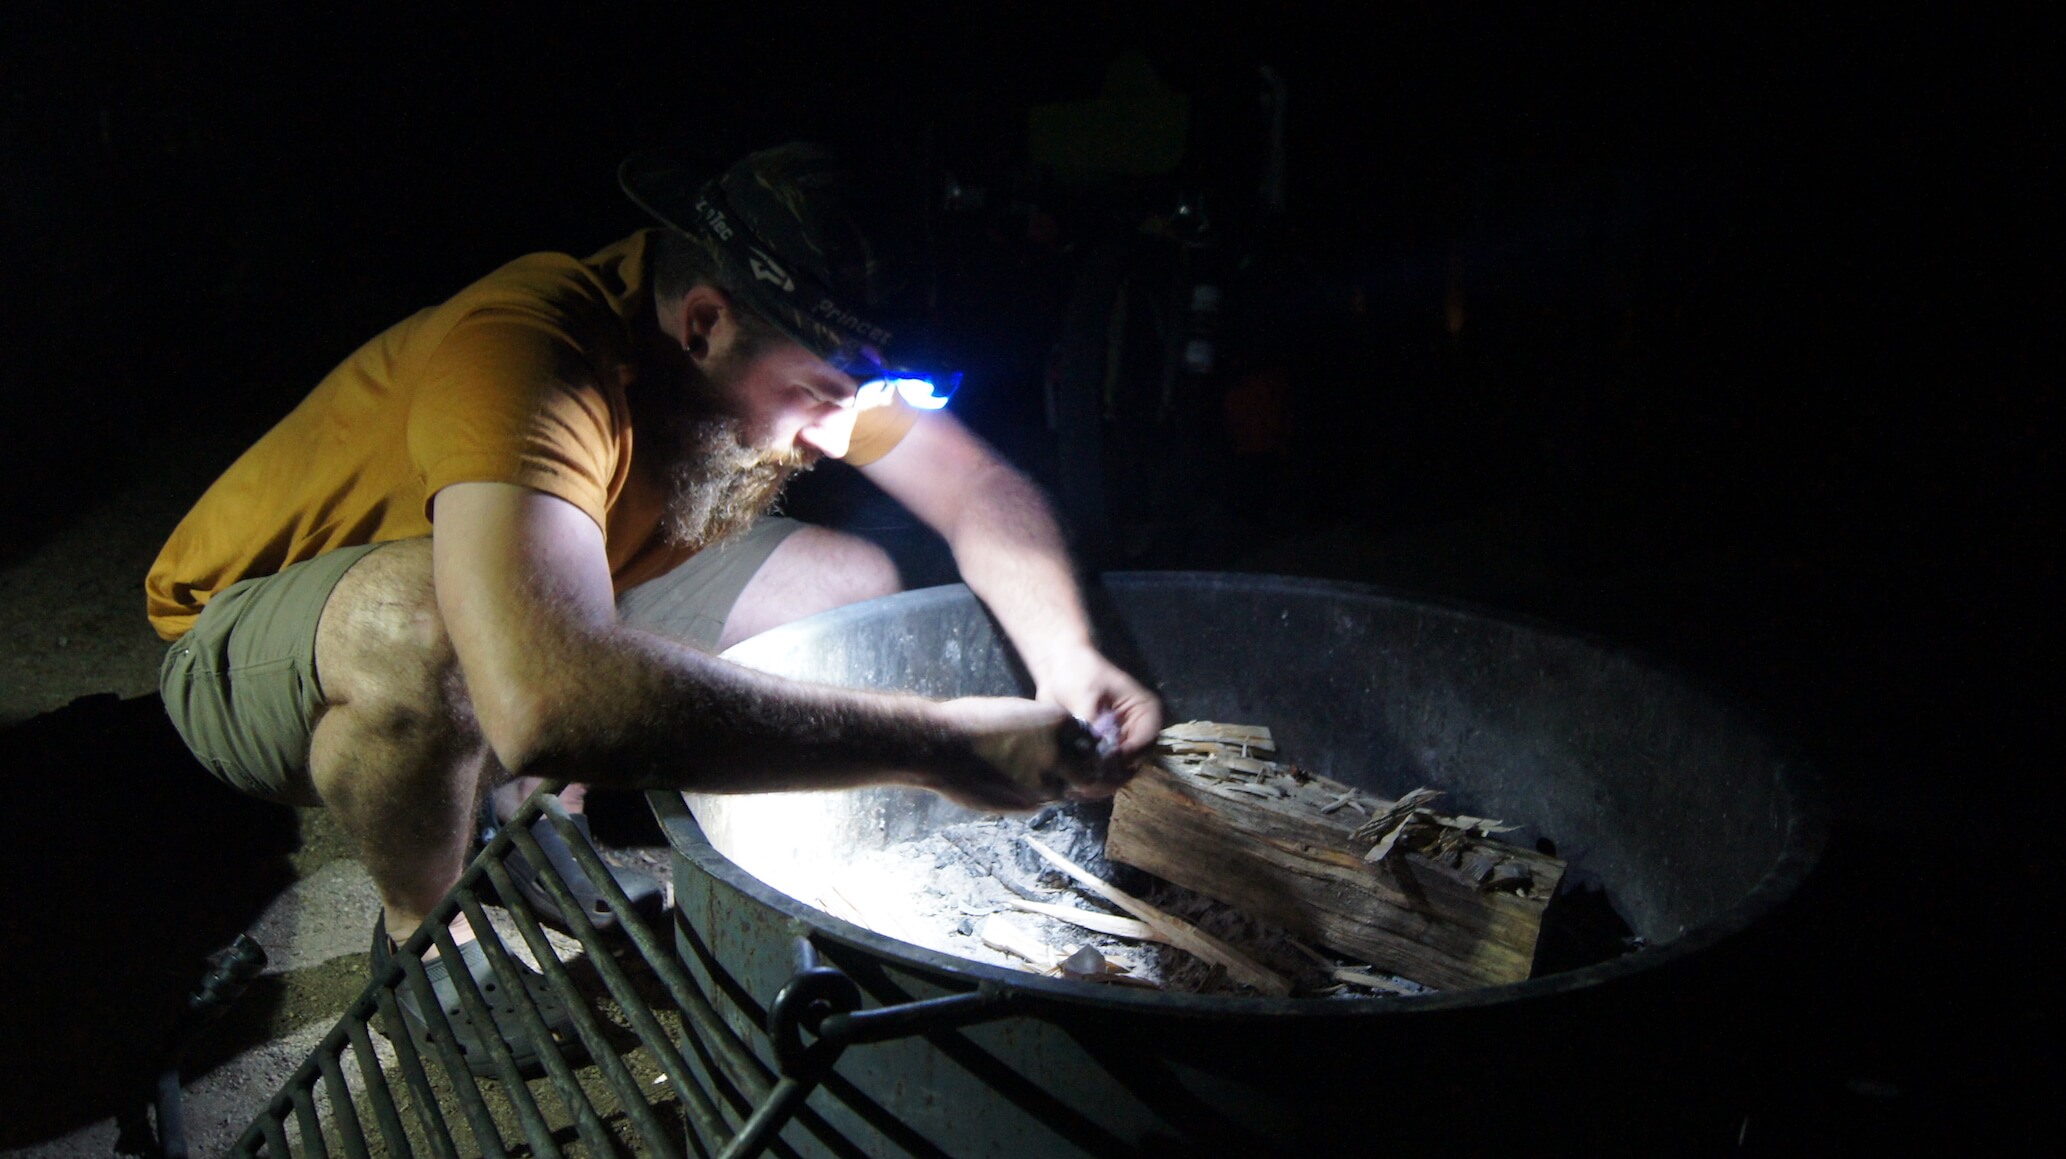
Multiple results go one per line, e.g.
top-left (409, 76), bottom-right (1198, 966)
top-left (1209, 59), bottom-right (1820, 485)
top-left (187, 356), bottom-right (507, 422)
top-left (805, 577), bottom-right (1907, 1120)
top-left (1106, 722), bottom-right (1566, 990)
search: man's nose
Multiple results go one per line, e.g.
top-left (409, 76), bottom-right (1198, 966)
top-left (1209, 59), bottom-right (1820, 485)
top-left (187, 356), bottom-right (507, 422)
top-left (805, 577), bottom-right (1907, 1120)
top-left (796, 405), bottom-right (857, 460)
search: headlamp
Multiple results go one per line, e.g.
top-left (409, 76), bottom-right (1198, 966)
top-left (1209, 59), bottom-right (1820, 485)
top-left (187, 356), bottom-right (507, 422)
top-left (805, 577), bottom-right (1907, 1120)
top-left (854, 372), bottom-right (961, 411)
top-left (822, 342), bottom-right (961, 412)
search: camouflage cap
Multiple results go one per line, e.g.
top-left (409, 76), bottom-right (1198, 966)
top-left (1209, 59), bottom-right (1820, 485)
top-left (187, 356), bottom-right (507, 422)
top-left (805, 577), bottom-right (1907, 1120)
top-left (619, 142), bottom-right (934, 367)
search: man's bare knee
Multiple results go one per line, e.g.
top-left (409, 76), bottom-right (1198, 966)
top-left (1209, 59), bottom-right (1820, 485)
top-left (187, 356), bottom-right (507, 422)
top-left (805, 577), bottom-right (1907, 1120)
top-left (719, 527), bottom-right (900, 648)
top-left (315, 538), bottom-right (455, 709)
top-left (306, 539), bottom-right (484, 790)
top-left (794, 528), bottom-right (900, 604)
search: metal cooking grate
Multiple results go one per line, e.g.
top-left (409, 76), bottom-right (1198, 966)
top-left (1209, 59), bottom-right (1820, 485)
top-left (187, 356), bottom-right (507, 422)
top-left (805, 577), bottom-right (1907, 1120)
top-left (229, 793), bottom-right (822, 1158)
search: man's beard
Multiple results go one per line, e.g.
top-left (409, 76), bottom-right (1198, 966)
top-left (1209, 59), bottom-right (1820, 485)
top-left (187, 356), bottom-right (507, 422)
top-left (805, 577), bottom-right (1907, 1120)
top-left (656, 358), bottom-right (817, 552)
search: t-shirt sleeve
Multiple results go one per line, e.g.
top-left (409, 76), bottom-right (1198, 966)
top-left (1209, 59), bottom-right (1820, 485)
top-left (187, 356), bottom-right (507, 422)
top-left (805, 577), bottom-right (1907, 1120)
top-left (844, 392), bottom-right (923, 466)
top-left (406, 312), bottom-right (620, 530)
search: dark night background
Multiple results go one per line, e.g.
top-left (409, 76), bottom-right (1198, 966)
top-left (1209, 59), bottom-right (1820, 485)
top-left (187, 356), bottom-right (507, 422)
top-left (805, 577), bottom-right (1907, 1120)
top-left (1, 1), bottom-right (2053, 1150)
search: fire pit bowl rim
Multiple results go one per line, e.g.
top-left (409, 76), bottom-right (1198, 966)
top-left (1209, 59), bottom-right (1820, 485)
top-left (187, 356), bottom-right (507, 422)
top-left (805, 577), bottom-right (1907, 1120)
top-left (667, 572), bottom-right (1827, 1018)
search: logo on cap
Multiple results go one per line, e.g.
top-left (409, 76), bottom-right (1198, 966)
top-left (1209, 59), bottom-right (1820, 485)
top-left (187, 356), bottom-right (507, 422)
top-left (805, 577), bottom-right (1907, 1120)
top-left (749, 248), bottom-right (795, 292)
top-left (693, 194), bottom-right (735, 241)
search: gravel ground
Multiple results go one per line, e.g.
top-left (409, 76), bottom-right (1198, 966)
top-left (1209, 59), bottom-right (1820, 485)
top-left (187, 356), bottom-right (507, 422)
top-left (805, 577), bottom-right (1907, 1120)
top-left (0, 429), bottom-right (391, 1154)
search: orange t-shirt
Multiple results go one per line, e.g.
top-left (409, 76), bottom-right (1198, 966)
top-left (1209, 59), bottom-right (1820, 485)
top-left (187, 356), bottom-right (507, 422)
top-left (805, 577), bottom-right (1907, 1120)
top-left (146, 229), bottom-right (918, 641)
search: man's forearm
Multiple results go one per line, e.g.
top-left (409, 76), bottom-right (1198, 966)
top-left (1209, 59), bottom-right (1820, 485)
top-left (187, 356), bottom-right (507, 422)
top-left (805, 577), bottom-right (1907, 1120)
top-left (505, 622), bottom-right (959, 793)
top-left (935, 460), bottom-right (1097, 687)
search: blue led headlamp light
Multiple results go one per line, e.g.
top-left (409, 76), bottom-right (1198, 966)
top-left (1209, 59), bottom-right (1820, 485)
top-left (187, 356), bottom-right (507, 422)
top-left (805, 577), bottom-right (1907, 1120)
top-left (622, 144), bottom-right (961, 410)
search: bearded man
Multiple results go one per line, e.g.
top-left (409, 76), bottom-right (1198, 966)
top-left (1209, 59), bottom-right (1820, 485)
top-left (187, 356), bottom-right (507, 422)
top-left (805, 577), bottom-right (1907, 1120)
top-left (145, 143), bottom-right (1161, 1072)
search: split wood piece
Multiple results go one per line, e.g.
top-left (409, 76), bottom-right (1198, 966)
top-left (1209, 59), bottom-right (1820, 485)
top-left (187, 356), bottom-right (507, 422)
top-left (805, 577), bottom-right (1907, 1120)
top-left (1007, 898), bottom-right (1156, 940)
top-left (1352, 787), bottom-right (1448, 845)
top-left (1106, 725), bottom-right (1567, 990)
top-left (1285, 937), bottom-right (1426, 996)
top-left (1023, 837), bottom-right (1293, 996)
top-left (978, 914), bottom-right (1065, 970)
top-left (1331, 969), bottom-right (1424, 996)
top-left (1160, 721), bottom-right (1275, 752)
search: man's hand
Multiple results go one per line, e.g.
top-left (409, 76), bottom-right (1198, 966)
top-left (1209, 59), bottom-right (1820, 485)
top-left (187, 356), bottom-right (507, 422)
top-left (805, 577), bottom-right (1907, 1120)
top-left (1032, 646), bottom-right (1164, 769)
top-left (924, 696), bottom-right (1117, 811)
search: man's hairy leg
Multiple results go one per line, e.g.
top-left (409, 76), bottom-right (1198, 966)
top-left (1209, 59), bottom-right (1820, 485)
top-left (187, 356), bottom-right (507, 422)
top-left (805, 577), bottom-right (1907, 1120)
top-left (716, 525), bottom-right (900, 650)
top-left (306, 538), bottom-right (498, 948)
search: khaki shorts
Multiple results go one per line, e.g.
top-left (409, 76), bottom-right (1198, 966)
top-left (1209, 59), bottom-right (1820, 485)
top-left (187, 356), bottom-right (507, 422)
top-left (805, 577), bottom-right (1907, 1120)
top-left (159, 517), bottom-right (802, 802)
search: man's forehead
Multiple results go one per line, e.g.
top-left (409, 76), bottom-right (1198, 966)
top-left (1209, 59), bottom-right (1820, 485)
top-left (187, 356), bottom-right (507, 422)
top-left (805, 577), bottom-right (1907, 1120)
top-left (731, 336), bottom-right (861, 401)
